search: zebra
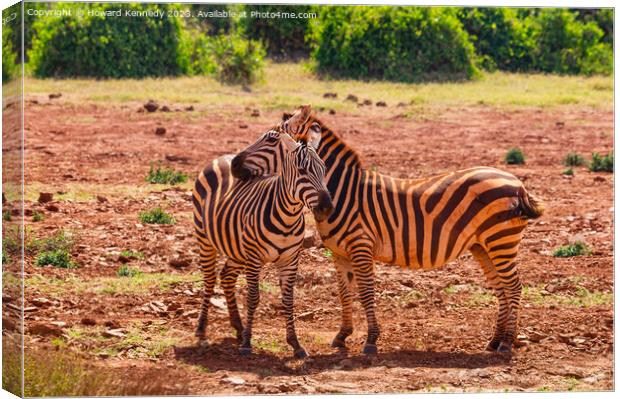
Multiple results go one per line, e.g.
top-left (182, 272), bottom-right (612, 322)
top-left (230, 105), bottom-right (545, 355)
top-left (192, 125), bottom-right (334, 358)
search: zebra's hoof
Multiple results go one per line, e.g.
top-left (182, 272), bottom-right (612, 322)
top-left (485, 340), bottom-right (500, 352)
top-left (497, 342), bottom-right (512, 353)
top-left (331, 339), bottom-right (346, 349)
top-left (362, 344), bottom-right (378, 355)
top-left (239, 347), bottom-right (252, 357)
top-left (294, 348), bottom-right (308, 359)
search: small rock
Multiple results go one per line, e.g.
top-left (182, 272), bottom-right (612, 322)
top-left (251, 109), bottom-right (260, 117)
top-left (345, 94), bottom-right (358, 102)
top-left (104, 320), bottom-right (121, 329)
top-left (80, 317), bottom-right (97, 326)
top-left (96, 195), bottom-right (108, 203)
top-left (48, 93), bottom-right (62, 99)
top-left (556, 121), bottom-right (565, 128)
top-left (323, 92), bottom-right (337, 98)
top-left (183, 309), bottom-right (199, 318)
top-left (167, 303), bottom-right (181, 311)
top-left (329, 109), bottom-right (336, 115)
top-left (155, 127), bottom-right (166, 136)
top-left (296, 311), bottom-right (314, 321)
top-left (2, 317), bottom-right (16, 331)
top-left (30, 323), bottom-right (63, 337)
top-left (45, 204), bottom-right (60, 212)
top-left (241, 85), bottom-right (252, 93)
top-left (169, 258), bottom-right (191, 269)
top-left (593, 176), bottom-right (606, 183)
top-left (397, 102), bottom-right (407, 107)
top-left (239, 124), bottom-right (248, 129)
top-left (185, 105), bottom-right (195, 111)
top-left (160, 105), bottom-right (171, 112)
top-left (137, 108), bottom-right (145, 113)
top-left (102, 329), bottom-right (126, 338)
top-left (165, 154), bottom-right (189, 163)
top-left (339, 358), bottom-right (354, 369)
top-left (222, 376), bottom-right (245, 385)
top-left (376, 101), bottom-right (387, 107)
top-left (210, 297), bottom-right (227, 311)
top-left (117, 255), bottom-right (131, 264)
top-left (31, 298), bottom-right (51, 307)
top-left (362, 99), bottom-right (372, 106)
top-left (144, 100), bottom-right (159, 112)
top-left (38, 192), bottom-right (54, 203)
top-left (302, 231), bottom-right (318, 248)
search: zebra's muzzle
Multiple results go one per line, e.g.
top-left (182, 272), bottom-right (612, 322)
top-left (312, 191), bottom-right (334, 222)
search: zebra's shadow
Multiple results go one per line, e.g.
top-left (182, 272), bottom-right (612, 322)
top-left (173, 339), bottom-right (511, 377)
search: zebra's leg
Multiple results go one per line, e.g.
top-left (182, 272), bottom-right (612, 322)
top-left (470, 244), bottom-right (508, 351)
top-left (220, 259), bottom-right (245, 343)
top-left (278, 254), bottom-right (308, 359)
top-left (239, 265), bottom-right (261, 356)
top-left (350, 247), bottom-right (380, 355)
top-left (331, 256), bottom-right (355, 349)
top-left (482, 237), bottom-right (524, 353)
top-left (195, 245), bottom-right (218, 340)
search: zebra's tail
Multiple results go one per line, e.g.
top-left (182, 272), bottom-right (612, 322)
top-left (518, 186), bottom-right (544, 219)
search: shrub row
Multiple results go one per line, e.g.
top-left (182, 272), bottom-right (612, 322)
top-left (15, 4), bottom-right (614, 83)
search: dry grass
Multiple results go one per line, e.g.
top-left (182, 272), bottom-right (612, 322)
top-left (24, 63), bottom-right (613, 111)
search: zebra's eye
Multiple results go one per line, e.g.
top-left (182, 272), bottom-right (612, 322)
top-left (310, 123), bottom-right (320, 133)
top-left (266, 136), bottom-right (278, 143)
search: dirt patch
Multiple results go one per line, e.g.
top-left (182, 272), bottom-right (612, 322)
top-left (5, 100), bottom-right (613, 394)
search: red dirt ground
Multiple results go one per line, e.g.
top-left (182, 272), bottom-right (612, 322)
top-left (2, 97), bottom-right (614, 394)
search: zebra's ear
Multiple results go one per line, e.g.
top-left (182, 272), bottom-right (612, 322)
top-left (282, 112), bottom-right (293, 122)
top-left (280, 132), bottom-right (301, 153)
top-left (308, 130), bottom-right (321, 150)
top-left (285, 104), bottom-right (312, 131)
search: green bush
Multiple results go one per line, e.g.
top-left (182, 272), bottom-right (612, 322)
top-left (589, 152), bottom-right (613, 172)
top-left (2, 20), bottom-right (18, 82)
top-left (563, 152), bottom-right (585, 166)
top-left (553, 241), bottom-right (591, 257)
top-left (116, 265), bottom-right (141, 277)
top-left (505, 148), bottom-right (525, 165)
top-left (457, 8), bottom-right (536, 71)
top-left (29, 3), bottom-right (190, 78)
top-left (238, 5), bottom-right (314, 59)
top-left (146, 162), bottom-right (188, 185)
top-left (36, 249), bottom-right (77, 268)
top-left (531, 9), bottom-right (612, 75)
top-left (562, 168), bottom-right (574, 176)
top-left (139, 207), bottom-right (176, 225)
top-left (308, 6), bottom-right (478, 82)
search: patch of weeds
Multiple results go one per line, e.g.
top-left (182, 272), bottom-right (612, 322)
top-left (120, 249), bottom-right (144, 260)
top-left (562, 168), bottom-right (574, 176)
top-left (322, 248), bottom-right (333, 258)
top-left (111, 323), bottom-right (180, 359)
top-left (116, 265), bottom-right (141, 278)
top-left (589, 152), bottom-right (613, 173)
top-left (537, 386), bottom-right (551, 392)
top-left (370, 164), bottom-right (378, 172)
top-left (146, 162), bottom-right (188, 185)
top-left (464, 291), bottom-right (496, 307)
top-left (259, 281), bottom-right (278, 294)
top-left (3, 210), bottom-right (11, 221)
top-left (252, 337), bottom-right (287, 353)
top-left (523, 284), bottom-right (611, 308)
top-left (138, 207), bottom-right (176, 225)
top-left (32, 229), bottom-right (77, 254)
top-left (566, 377), bottom-right (579, 392)
top-left (552, 241), bottom-right (591, 257)
top-left (504, 147), bottom-right (525, 165)
top-left (32, 211), bottom-right (44, 222)
top-left (36, 249), bottom-right (78, 269)
top-left (563, 153), bottom-right (585, 167)
top-left (91, 272), bottom-right (199, 295)
top-left (399, 289), bottom-right (426, 306)
top-left (50, 337), bottom-right (66, 348)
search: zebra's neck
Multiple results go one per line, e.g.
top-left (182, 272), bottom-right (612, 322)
top-left (272, 175), bottom-right (304, 221)
top-left (317, 127), bottom-right (364, 189)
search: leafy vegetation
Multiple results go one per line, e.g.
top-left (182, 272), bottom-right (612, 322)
top-left (3, 210), bottom-right (11, 221)
top-left (36, 249), bottom-right (77, 269)
top-left (32, 211), bottom-right (44, 222)
top-left (504, 147), bottom-right (526, 164)
top-left (563, 152), bottom-right (585, 166)
top-left (552, 241), bottom-right (591, 257)
top-left (120, 249), bottom-right (144, 260)
top-left (589, 152), bottom-right (613, 172)
top-left (146, 162), bottom-right (188, 185)
top-left (138, 207), bottom-right (176, 225)
top-left (562, 168), bottom-right (574, 176)
top-left (116, 265), bottom-right (141, 278)
top-left (2, 12), bottom-right (18, 82)
top-left (308, 6), bottom-right (478, 82)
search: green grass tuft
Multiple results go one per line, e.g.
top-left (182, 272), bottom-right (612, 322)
top-left (504, 147), bottom-right (525, 165)
top-left (138, 207), bottom-right (176, 225)
top-left (120, 249), bottom-right (145, 260)
top-left (552, 241), bottom-right (591, 258)
top-left (116, 265), bottom-right (141, 277)
top-left (146, 162), bottom-right (188, 185)
top-left (562, 168), bottom-right (574, 176)
top-left (3, 210), bottom-right (11, 221)
top-left (36, 249), bottom-right (78, 269)
top-left (563, 153), bottom-right (585, 167)
top-left (589, 152), bottom-right (613, 173)
top-left (322, 248), bottom-right (333, 258)
top-left (32, 211), bottom-right (44, 222)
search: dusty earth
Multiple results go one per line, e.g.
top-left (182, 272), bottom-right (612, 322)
top-left (2, 95), bottom-right (614, 394)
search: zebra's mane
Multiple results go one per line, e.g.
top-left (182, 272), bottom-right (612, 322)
top-left (312, 115), bottom-right (364, 170)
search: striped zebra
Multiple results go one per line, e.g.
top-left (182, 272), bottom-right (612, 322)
top-left (192, 124), bottom-right (334, 358)
top-left (231, 105), bottom-right (545, 355)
